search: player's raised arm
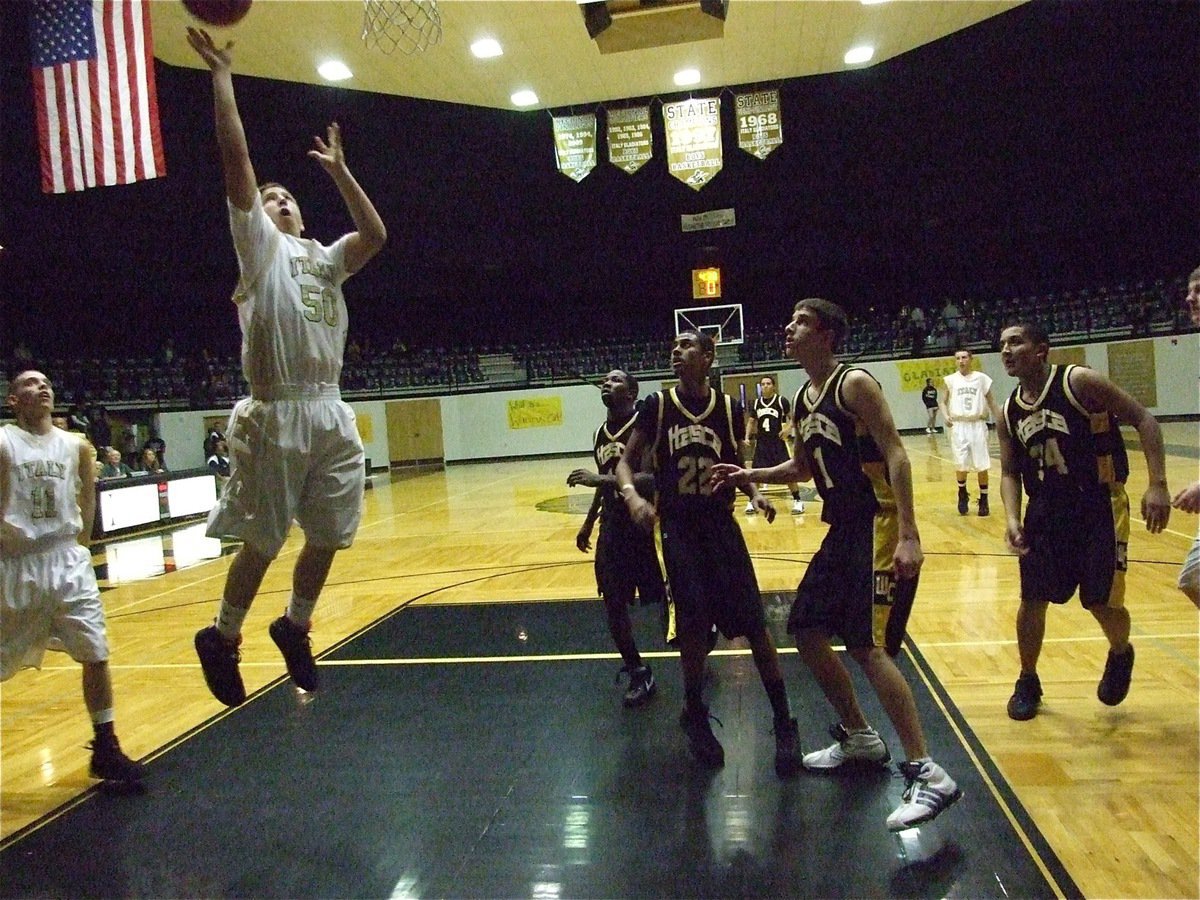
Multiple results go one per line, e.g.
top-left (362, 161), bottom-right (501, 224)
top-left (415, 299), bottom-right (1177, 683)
top-left (186, 28), bottom-right (256, 211)
top-left (308, 122), bottom-right (387, 274)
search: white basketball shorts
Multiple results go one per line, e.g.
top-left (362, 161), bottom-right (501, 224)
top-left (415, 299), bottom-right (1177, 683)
top-left (1, 541), bottom-right (108, 680)
top-left (206, 392), bottom-right (365, 559)
top-left (950, 420), bottom-right (991, 472)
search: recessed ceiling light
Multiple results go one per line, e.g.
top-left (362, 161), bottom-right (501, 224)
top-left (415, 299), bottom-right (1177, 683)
top-left (511, 89), bottom-right (539, 107)
top-left (861, 0), bottom-right (889, 5)
top-left (317, 60), bottom-right (353, 81)
top-left (674, 68), bottom-right (701, 86)
top-left (471, 38), bottom-right (503, 59)
top-left (844, 45), bottom-right (874, 65)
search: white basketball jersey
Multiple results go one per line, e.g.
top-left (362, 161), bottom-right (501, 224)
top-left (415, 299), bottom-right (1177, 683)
top-left (944, 370), bottom-right (993, 420)
top-left (229, 195), bottom-right (353, 389)
top-left (1, 425), bottom-right (83, 555)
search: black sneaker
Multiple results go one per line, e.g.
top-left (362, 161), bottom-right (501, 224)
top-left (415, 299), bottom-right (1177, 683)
top-left (978, 495), bottom-right (989, 517)
top-left (1006, 672), bottom-right (1042, 720)
top-left (1097, 644), bottom-right (1134, 706)
top-left (623, 665), bottom-right (656, 708)
top-left (957, 488), bottom-right (969, 516)
top-left (89, 734), bottom-right (145, 783)
top-left (269, 615), bottom-right (319, 692)
top-left (773, 717), bottom-right (801, 778)
top-left (195, 625), bottom-right (246, 706)
top-left (679, 705), bottom-right (725, 767)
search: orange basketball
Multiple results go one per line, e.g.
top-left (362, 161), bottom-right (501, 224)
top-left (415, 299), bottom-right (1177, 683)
top-left (182, 0), bottom-right (252, 28)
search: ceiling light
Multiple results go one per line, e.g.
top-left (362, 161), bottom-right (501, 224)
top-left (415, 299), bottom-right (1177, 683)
top-left (317, 60), bottom-right (353, 81)
top-left (844, 45), bottom-right (874, 65)
top-left (471, 38), bottom-right (503, 59)
top-left (511, 89), bottom-right (539, 107)
top-left (674, 68), bottom-right (701, 86)
top-left (860, 0), bottom-right (889, 5)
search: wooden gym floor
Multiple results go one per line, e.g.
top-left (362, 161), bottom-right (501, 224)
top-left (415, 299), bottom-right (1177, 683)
top-left (0, 426), bottom-right (1196, 898)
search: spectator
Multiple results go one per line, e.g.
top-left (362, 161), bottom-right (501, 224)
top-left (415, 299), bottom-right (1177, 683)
top-left (144, 431), bottom-right (167, 469)
top-left (137, 447), bottom-right (165, 474)
top-left (98, 447), bottom-right (132, 479)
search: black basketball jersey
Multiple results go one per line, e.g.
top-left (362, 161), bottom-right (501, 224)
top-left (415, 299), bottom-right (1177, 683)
top-left (645, 386), bottom-right (742, 518)
top-left (593, 412), bottom-right (638, 532)
top-left (1003, 364), bottom-right (1130, 502)
top-left (794, 364), bottom-right (892, 525)
top-left (921, 385), bottom-right (938, 408)
top-left (753, 394), bottom-right (790, 444)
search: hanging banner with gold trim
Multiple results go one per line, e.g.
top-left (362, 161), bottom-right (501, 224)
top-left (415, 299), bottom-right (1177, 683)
top-left (735, 89), bottom-right (783, 160)
top-left (606, 106), bottom-right (653, 174)
top-left (662, 97), bottom-right (722, 191)
top-left (551, 114), bottom-right (597, 182)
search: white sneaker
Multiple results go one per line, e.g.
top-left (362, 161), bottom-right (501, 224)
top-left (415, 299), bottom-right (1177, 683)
top-left (802, 723), bottom-right (890, 771)
top-left (791, 499), bottom-right (805, 514)
top-left (744, 502), bottom-right (756, 515)
top-left (886, 760), bottom-right (963, 831)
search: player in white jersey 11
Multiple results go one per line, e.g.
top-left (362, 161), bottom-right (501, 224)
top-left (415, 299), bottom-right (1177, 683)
top-left (1, 370), bottom-right (144, 783)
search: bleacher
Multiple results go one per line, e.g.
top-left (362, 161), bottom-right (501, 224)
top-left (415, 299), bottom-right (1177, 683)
top-left (10, 274), bottom-right (1193, 411)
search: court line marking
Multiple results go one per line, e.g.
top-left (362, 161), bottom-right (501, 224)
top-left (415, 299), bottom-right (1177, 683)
top-left (903, 639), bottom-right (1074, 900)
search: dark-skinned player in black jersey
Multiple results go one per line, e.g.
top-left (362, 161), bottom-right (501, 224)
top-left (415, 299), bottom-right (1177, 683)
top-left (615, 331), bottom-right (801, 778)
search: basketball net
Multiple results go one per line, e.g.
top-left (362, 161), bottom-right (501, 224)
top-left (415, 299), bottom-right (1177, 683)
top-left (362, 0), bottom-right (442, 55)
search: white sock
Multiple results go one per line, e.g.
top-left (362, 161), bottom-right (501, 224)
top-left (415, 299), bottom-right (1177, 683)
top-left (216, 602), bottom-right (249, 640)
top-left (286, 593), bottom-right (318, 627)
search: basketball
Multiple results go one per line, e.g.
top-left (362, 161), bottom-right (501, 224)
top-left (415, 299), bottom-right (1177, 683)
top-left (182, 0), bottom-right (252, 27)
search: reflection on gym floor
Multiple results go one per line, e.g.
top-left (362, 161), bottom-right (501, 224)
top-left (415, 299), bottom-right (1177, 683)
top-left (96, 522), bottom-right (228, 585)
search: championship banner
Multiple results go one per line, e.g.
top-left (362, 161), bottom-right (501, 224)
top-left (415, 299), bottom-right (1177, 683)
top-left (662, 97), bottom-right (722, 191)
top-left (551, 114), bottom-right (597, 182)
top-left (606, 106), bottom-right (652, 174)
top-left (735, 89), bottom-right (783, 160)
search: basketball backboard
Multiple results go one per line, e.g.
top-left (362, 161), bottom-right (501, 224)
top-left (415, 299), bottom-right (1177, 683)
top-left (673, 303), bottom-right (744, 345)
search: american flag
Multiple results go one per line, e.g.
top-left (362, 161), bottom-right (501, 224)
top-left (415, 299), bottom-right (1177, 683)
top-left (30, 0), bottom-right (165, 194)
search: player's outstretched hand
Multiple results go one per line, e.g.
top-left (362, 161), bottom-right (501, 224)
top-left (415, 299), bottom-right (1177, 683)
top-left (710, 463), bottom-right (748, 493)
top-left (1171, 481), bottom-right (1200, 515)
top-left (567, 468), bottom-right (602, 489)
top-left (308, 122), bottom-right (347, 174)
top-left (753, 495), bottom-right (776, 523)
top-left (1141, 483), bottom-right (1171, 533)
top-left (186, 27), bottom-right (233, 72)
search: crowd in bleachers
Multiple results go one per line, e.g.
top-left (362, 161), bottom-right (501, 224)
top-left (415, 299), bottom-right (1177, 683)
top-left (5, 274), bottom-right (1193, 412)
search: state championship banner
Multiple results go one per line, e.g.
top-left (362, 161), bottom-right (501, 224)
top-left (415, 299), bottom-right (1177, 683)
top-left (606, 106), bottom-right (652, 174)
top-left (551, 113), bottom-right (597, 182)
top-left (735, 89), bottom-right (782, 160)
top-left (662, 97), bottom-right (722, 191)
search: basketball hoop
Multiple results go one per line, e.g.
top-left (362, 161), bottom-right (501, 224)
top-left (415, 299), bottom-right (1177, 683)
top-left (363, 0), bottom-right (442, 55)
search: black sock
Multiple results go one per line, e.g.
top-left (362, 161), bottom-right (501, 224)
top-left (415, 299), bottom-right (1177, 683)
top-left (791, 490), bottom-right (800, 501)
top-left (93, 720), bottom-right (115, 741)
